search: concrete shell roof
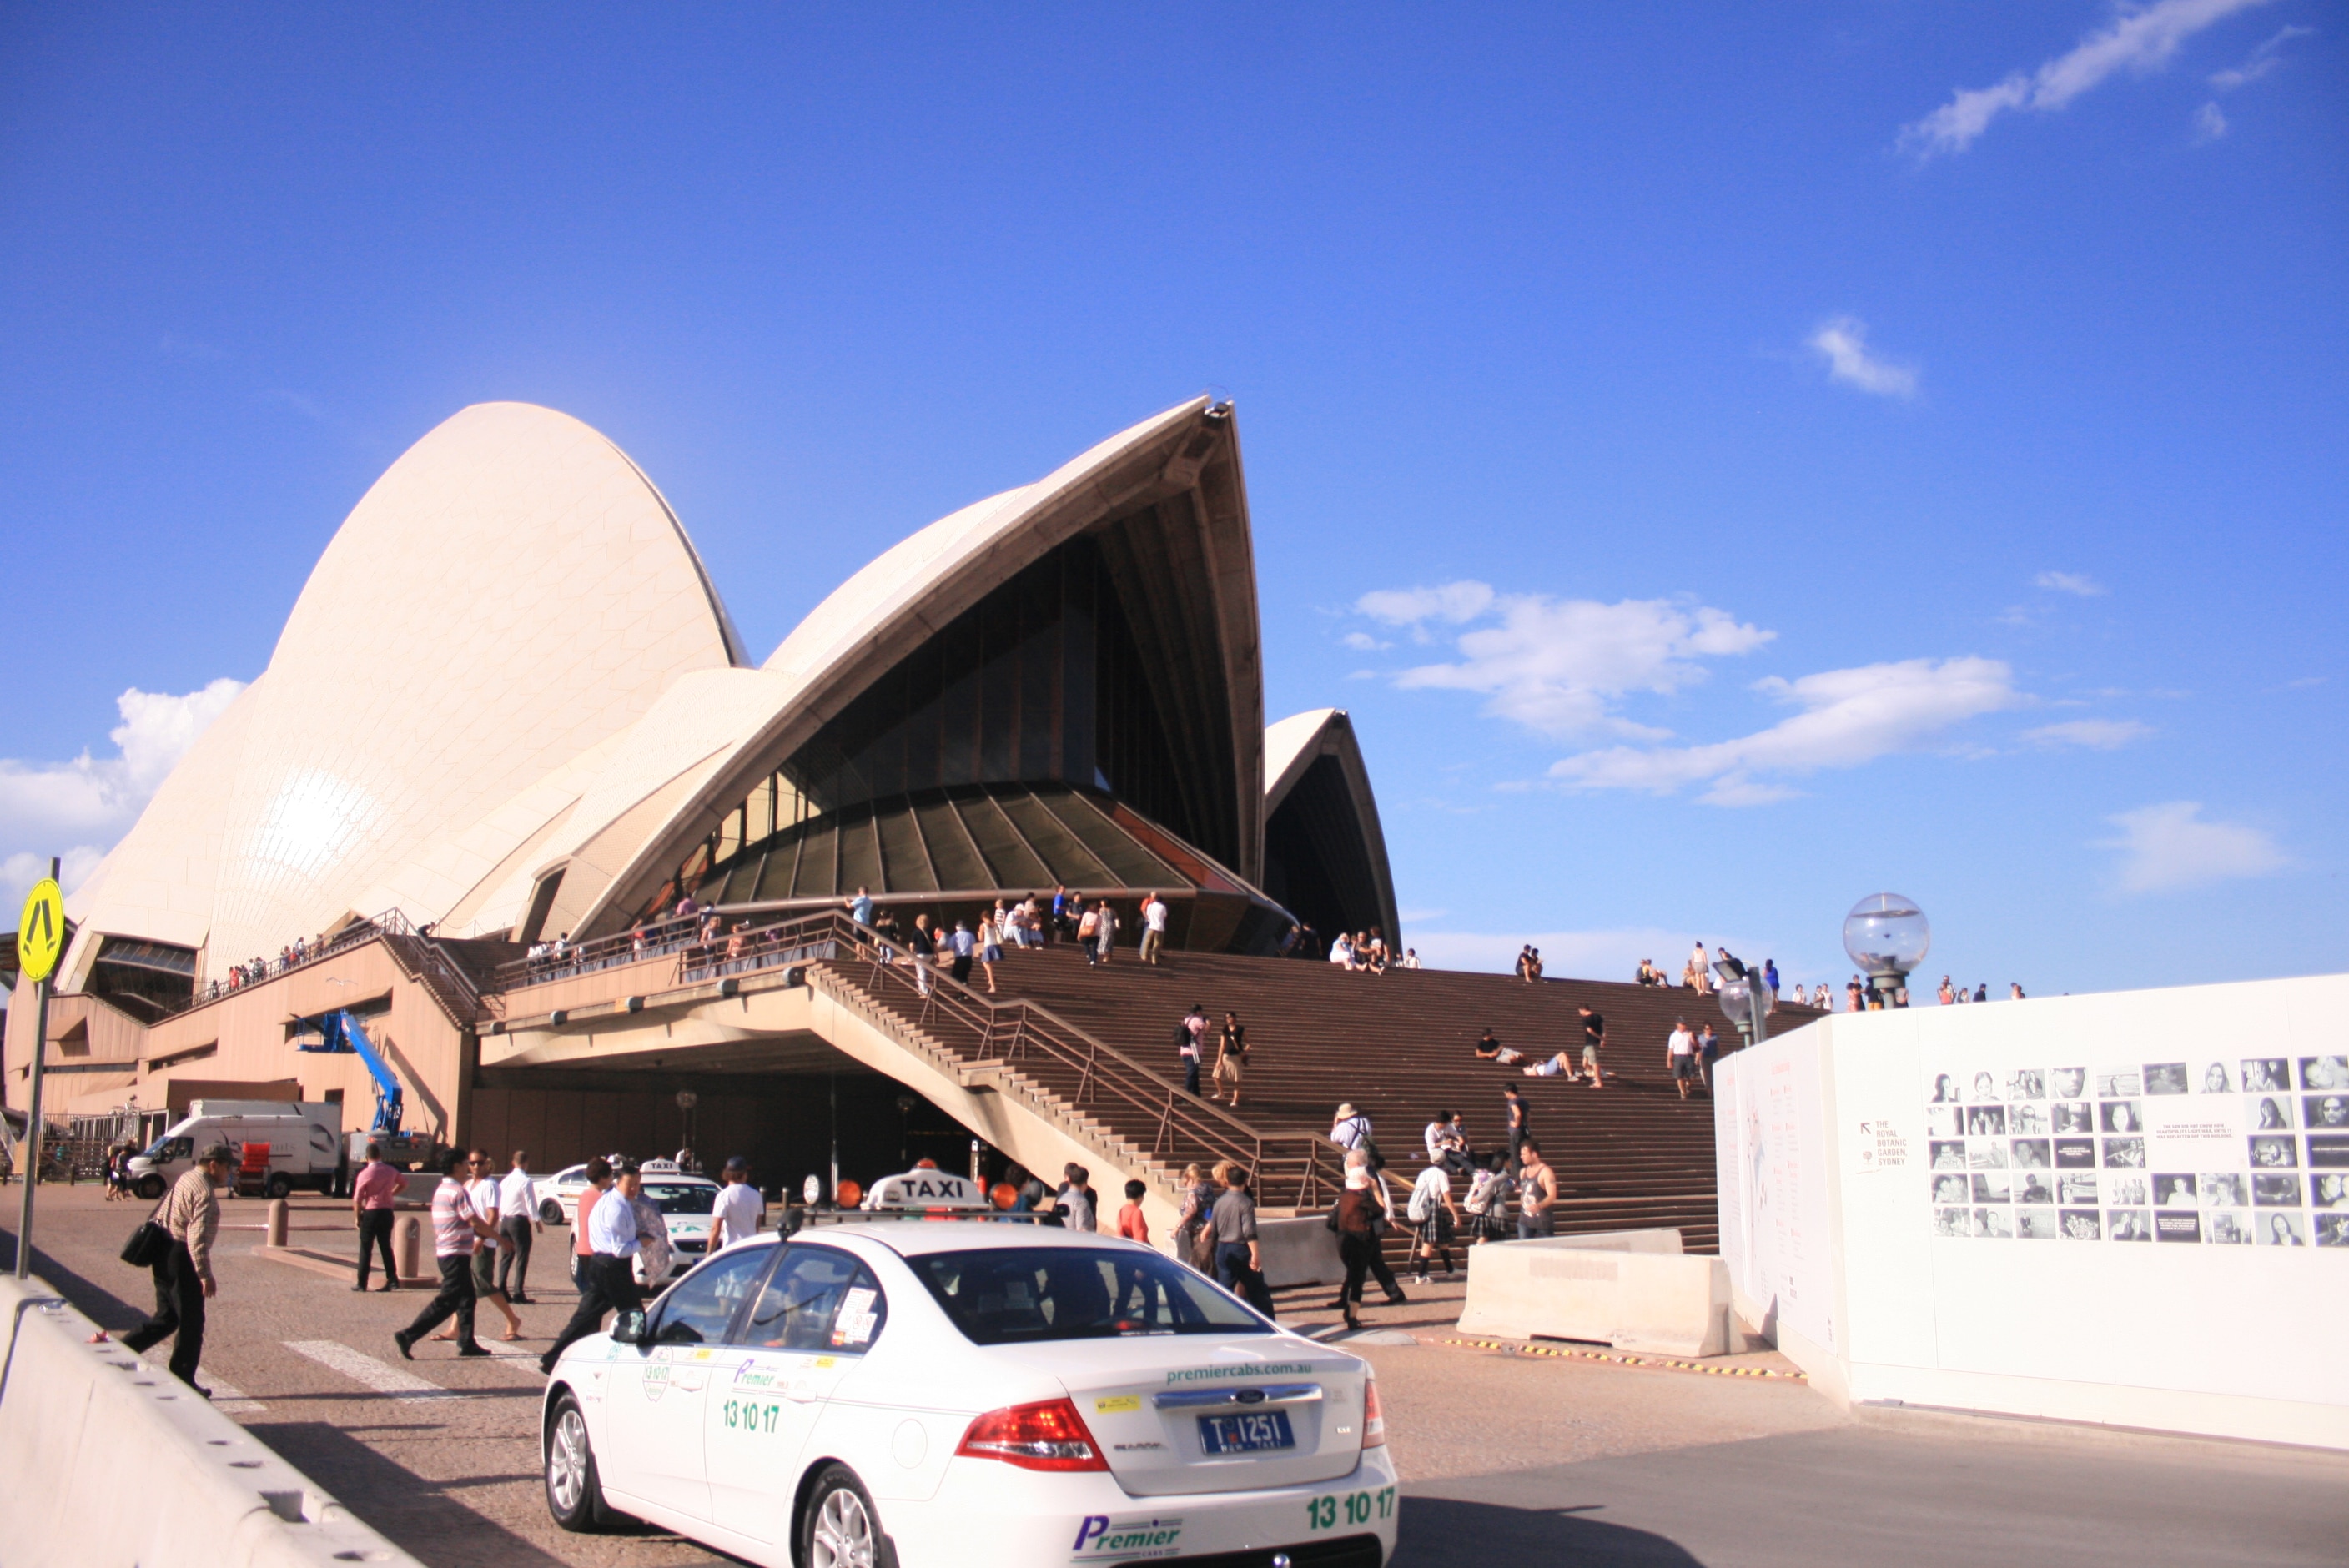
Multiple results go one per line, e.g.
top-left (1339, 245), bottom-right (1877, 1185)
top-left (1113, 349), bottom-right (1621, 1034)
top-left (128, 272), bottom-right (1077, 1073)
top-left (1262, 707), bottom-right (1402, 944)
top-left (64, 395), bottom-right (1264, 971)
top-left (67, 402), bottom-right (742, 982)
top-left (1265, 708), bottom-right (1345, 812)
top-left (536, 395), bottom-right (1246, 937)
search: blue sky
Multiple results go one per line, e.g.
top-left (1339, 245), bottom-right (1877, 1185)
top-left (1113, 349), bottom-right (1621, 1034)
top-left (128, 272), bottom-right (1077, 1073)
top-left (3, 3), bottom-right (2341, 996)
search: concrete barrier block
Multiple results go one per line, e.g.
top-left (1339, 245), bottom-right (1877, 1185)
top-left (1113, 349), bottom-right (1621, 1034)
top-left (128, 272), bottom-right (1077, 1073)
top-left (1455, 1230), bottom-right (1735, 1357)
top-left (1255, 1214), bottom-right (1345, 1288)
top-left (0, 1274), bottom-right (423, 1568)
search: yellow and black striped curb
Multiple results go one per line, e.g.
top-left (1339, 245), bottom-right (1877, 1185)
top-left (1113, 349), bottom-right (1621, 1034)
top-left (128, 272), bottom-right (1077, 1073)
top-left (1436, 1337), bottom-right (1808, 1380)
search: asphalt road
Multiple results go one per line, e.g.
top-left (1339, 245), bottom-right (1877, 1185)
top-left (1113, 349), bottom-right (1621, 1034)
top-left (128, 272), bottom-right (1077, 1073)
top-left (4, 1184), bottom-right (2342, 1567)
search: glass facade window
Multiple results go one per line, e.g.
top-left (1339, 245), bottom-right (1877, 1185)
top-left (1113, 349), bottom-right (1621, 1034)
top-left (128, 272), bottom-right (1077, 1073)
top-left (777, 533), bottom-right (1210, 857)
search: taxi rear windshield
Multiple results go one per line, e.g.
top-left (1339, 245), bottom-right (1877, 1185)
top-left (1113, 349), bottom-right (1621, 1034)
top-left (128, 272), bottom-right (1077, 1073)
top-left (639, 1183), bottom-right (717, 1215)
top-left (910, 1248), bottom-right (1271, 1345)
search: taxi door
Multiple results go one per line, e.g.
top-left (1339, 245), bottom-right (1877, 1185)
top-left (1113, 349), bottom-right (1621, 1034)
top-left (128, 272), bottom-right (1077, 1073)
top-left (706, 1244), bottom-right (888, 1544)
top-left (601, 1244), bottom-right (771, 1522)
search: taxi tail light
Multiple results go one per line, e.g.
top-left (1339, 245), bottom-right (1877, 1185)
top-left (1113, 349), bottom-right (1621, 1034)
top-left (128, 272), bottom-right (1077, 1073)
top-left (955, 1398), bottom-right (1109, 1472)
top-left (1362, 1377), bottom-right (1386, 1449)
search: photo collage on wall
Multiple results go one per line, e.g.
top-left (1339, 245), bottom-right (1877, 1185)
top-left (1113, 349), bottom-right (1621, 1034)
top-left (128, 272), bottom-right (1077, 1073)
top-left (1925, 1054), bottom-right (2349, 1247)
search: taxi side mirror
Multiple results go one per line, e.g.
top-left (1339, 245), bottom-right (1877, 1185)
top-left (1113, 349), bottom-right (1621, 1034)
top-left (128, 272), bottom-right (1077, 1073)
top-left (609, 1309), bottom-right (648, 1345)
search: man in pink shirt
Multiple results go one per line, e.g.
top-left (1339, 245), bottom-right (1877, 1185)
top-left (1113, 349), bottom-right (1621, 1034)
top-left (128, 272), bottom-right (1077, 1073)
top-left (350, 1142), bottom-right (407, 1292)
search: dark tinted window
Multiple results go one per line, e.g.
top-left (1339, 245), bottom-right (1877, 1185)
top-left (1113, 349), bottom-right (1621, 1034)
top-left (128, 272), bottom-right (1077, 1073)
top-left (651, 1244), bottom-right (772, 1344)
top-left (736, 1246), bottom-right (889, 1353)
top-left (911, 1247), bottom-right (1270, 1346)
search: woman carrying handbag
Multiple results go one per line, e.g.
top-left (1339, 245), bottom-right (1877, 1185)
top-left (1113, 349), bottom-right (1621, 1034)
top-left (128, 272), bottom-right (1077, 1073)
top-left (1325, 1168), bottom-right (1383, 1330)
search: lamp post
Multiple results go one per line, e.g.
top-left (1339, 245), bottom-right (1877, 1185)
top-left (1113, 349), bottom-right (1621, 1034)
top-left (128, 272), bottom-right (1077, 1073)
top-left (674, 1089), bottom-right (698, 1168)
top-left (1716, 971), bottom-right (1773, 1049)
top-left (1842, 892), bottom-right (1930, 1008)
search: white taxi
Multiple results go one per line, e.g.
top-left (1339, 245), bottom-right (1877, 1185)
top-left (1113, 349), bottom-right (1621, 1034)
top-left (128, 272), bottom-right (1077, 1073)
top-left (545, 1160), bottom-right (722, 1279)
top-left (540, 1179), bottom-right (1398, 1567)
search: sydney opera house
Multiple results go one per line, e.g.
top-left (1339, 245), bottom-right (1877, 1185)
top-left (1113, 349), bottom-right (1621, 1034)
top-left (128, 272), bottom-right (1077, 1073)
top-left (3, 397), bottom-right (1398, 1180)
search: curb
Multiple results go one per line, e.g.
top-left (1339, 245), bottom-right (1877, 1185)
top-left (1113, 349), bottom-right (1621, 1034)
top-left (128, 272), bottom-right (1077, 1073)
top-left (1436, 1336), bottom-right (1808, 1380)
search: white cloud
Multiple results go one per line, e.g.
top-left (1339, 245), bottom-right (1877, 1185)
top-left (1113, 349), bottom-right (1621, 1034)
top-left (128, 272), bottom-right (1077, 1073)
top-left (3, 847), bottom-right (108, 910)
top-left (1359, 581), bottom-right (1773, 737)
top-left (2100, 801), bottom-right (2286, 892)
top-left (1901, 0), bottom-right (2277, 158)
top-left (1340, 631), bottom-right (1391, 651)
top-left (2209, 23), bottom-right (2311, 88)
top-left (2035, 570), bottom-right (2106, 596)
top-left (1550, 656), bottom-right (2022, 806)
top-left (1356, 582), bottom-right (1495, 627)
top-left (0, 679), bottom-right (245, 885)
top-left (2195, 100), bottom-right (2230, 139)
top-left (1808, 317), bottom-right (1919, 398)
top-left (2024, 718), bottom-right (2154, 749)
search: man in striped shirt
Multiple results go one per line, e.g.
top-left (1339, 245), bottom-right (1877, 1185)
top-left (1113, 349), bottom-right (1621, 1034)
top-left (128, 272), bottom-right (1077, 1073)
top-left (393, 1149), bottom-right (498, 1359)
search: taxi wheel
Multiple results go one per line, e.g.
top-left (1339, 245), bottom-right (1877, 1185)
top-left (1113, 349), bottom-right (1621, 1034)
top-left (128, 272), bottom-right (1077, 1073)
top-left (545, 1393), bottom-right (617, 1532)
top-left (800, 1464), bottom-right (895, 1568)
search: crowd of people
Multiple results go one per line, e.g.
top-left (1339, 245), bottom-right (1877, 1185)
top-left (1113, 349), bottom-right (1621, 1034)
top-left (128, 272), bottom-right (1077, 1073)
top-left (1328, 928), bottom-right (1416, 972)
top-left (1316, 1097), bottom-right (1562, 1329)
top-left (200, 929), bottom-right (345, 1000)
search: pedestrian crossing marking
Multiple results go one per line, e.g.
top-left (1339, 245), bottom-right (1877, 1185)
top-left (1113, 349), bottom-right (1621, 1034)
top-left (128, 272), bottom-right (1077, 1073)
top-left (285, 1339), bottom-right (455, 1397)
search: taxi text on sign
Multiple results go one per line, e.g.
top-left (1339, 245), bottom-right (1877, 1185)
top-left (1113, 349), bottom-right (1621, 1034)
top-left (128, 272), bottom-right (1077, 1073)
top-left (18, 877), bottom-right (63, 983)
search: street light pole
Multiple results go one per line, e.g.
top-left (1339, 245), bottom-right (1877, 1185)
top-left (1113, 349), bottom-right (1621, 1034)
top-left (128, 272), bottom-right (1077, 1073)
top-left (1842, 893), bottom-right (1931, 1010)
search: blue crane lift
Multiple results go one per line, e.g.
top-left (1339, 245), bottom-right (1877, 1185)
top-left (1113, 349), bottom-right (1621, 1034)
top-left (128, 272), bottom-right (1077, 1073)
top-left (297, 1008), bottom-right (438, 1171)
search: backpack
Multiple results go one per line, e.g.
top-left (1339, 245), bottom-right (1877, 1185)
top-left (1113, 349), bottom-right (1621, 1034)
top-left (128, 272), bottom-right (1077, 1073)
top-left (1464, 1171), bottom-right (1496, 1216)
top-left (1406, 1177), bottom-right (1436, 1224)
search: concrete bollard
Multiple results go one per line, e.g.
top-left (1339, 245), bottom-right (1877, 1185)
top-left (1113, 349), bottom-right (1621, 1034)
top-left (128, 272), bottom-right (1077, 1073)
top-left (265, 1198), bottom-right (289, 1247)
top-left (395, 1213), bottom-right (423, 1281)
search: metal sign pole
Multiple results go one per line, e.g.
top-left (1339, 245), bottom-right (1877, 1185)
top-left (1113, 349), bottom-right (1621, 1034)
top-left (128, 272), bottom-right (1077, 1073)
top-left (14, 976), bottom-right (51, 1279)
top-left (14, 857), bottom-right (60, 1281)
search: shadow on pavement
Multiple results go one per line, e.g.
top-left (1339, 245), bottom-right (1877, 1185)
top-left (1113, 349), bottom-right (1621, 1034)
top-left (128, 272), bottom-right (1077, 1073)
top-left (1397, 1497), bottom-right (1703, 1565)
top-left (0, 1224), bottom-right (150, 1331)
top-left (247, 1420), bottom-right (585, 1568)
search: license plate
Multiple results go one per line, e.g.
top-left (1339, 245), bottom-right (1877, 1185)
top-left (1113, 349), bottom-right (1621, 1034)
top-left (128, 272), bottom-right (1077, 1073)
top-left (1197, 1410), bottom-right (1295, 1455)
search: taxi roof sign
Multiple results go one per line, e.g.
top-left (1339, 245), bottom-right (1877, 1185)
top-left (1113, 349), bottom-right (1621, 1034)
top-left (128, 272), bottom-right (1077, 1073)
top-left (17, 877), bottom-right (63, 984)
top-left (860, 1168), bottom-right (991, 1211)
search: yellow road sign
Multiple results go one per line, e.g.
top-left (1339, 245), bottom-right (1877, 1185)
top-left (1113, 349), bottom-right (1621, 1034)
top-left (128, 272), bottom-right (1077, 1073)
top-left (18, 877), bottom-right (63, 983)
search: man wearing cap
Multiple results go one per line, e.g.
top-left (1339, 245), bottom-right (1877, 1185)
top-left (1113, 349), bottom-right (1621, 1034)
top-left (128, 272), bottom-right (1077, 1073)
top-left (710, 1156), bottom-right (763, 1252)
top-left (123, 1143), bottom-right (232, 1393)
top-left (541, 1159), bottom-right (646, 1373)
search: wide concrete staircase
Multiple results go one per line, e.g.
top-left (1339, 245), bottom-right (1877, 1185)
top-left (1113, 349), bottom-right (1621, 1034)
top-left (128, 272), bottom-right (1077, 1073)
top-left (995, 946), bottom-right (1823, 1252)
top-left (810, 929), bottom-right (1820, 1254)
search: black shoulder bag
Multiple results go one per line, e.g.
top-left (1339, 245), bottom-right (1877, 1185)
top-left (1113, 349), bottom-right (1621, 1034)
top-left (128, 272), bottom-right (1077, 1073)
top-left (122, 1198), bottom-right (172, 1269)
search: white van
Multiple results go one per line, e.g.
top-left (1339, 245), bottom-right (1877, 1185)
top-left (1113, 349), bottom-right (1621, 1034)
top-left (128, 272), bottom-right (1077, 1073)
top-left (128, 1100), bottom-right (345, 1199)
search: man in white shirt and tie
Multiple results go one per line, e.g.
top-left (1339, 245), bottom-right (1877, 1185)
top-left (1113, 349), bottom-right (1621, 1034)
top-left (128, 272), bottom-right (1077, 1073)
top-left (539, 1159), bottom-right (645, 1374)
top-left (495, 1150), bottom-right (544, 1303)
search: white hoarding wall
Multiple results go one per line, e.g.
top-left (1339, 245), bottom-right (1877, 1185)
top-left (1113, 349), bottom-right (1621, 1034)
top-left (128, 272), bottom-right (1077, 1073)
top-left (1714, 1034), bottom-right (1838, 1359)
top-left (1723, 972), bottom-right (2349, 1450)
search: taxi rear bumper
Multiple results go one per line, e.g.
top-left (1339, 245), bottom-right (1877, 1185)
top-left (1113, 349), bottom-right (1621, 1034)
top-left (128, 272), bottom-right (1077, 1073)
top-left (874, 1447), bottom-right (1399, 1567)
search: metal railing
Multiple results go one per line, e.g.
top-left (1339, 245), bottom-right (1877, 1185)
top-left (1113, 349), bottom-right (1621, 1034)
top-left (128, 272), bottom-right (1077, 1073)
top-left (485, 906), bottom-right (1337, 1210)
top-left (489, 916), bottom-right (706, 992)
top-left (807, 917), bottom-right (1335, 1210)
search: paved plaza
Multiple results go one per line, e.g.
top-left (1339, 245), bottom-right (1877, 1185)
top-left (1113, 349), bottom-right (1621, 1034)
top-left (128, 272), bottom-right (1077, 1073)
top-left (3, 1184), bottom-right (2341, 1568)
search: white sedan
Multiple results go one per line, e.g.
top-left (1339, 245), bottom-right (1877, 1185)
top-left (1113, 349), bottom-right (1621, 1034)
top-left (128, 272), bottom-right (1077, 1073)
top-left (540, 1221), bottom-right (1398, 1567)
top-left (543, 1162), bottom-right (722, 1279)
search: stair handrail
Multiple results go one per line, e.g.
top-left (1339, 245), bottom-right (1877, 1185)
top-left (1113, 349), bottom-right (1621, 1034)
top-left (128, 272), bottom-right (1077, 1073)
top-left (475, 902), bottom-right (1340, 1207)
top-left (777, 914), bottom-right (1334, 1206)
